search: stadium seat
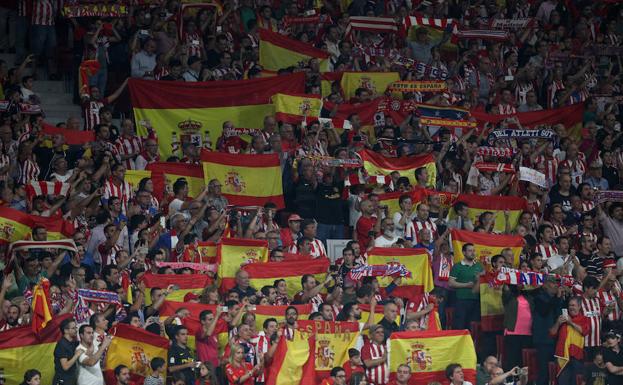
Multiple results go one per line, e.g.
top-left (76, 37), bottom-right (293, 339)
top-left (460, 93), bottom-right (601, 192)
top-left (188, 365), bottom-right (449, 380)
top-left (522, 348), bottom-right (538, 382)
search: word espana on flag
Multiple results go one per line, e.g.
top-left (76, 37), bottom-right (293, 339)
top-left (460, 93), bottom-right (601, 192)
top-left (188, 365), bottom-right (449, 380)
top-left (388, 80), bottom-right (448, 92)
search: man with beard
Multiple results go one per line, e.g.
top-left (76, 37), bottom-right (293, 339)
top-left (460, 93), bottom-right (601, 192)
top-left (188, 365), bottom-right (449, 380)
top-left (76, 324), bottom-right (113, 385)
top-left (283, 306), bottom-right (298, 340)
top-left (0, 304), bottom-right (20, 331)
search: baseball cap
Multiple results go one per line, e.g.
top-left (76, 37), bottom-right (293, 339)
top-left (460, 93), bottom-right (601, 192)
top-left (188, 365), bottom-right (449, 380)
top-left (605, 330), bottom-right (621, 339)
top-left (288, 214), bottom-right (302, 222)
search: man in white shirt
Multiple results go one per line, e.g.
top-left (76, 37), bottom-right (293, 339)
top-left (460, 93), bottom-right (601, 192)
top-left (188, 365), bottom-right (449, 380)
top-left (374, 218), bottom-right (400, 248)
top-left (76, 324), bottom-right (113, 385)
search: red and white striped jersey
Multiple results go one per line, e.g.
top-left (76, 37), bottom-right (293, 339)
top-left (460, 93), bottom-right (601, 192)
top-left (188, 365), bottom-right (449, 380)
top-left (535, 243), bottom-right (558, 260)
top-left (497, 103), bottom-right (517, 115)
top-left (293, 291), bottom-right (325, 312)
top-left (582, 200), bottom-right (595, 212)
top-left (253, 331), bottom-right (270, 382)
top-left (552, 223), bottom-right (567, 238)
top-left (288, 238), bottom-right (327, 259)
top-left (598, 288), bottom-right (621, 322)
top-left (18, 0), bottom-right (28, 17)
top-left (361, 341), bottom-right (388, 385)
top-left (103, 178), bottom-right (133, 214)
top-left (19, 159), bottom-right (40, 184)
top-left (579, 231), bottom-right (598, 245)
top-left (98, 243), bottom-right (122, 268)
top-left (405, 219), bottom-right (437, 244)
top-left (183, 32), bottom-right (203, 58)
top-left (581, 296), bottom-right (602, 347)
top-left (114, 135), bottom-right (142, 170)
top-left (533, 155), bottom-right (559, 187)
top-left (515, 82), bottom-right (534, 106)
top-left (560, 154), bottom-right (587, 186)
top-left (31, 0), bottom-right (55, 26)
top-left (0, 152), bottom-right (9, 183)
top-left (82, 100), bottom-right (105, 131)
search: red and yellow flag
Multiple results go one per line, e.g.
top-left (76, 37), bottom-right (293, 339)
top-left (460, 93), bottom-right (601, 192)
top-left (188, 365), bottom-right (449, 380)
top-left (251, 304), bottom-right (312, 332)
top-left (272, 93), bottom-right (322, 124)
top-left (359, 149), bottom-right (436, 187)
top-left (0, 207), bottom-right (35, 244)
top-left (389, 330), bottom-right (477, 385)
top-left (146, 162), bottom-right (205, 201)
top-left (340, 71), bottom-right (400, 100)
top-left (479, 275), bottom-right (504, 332)
top-left (103, 324), bottom-right (169, 385)
top-left (446, 194), bottom-right (527, 232)
top-left (450, 229), bottom-right (524, 267)
top-left (30, 215), bottom-right (75, 240)
top-left (366, 247), bottom-right (434, 299)
top-left (297, 320), bottom-right (360, 381)
top-left (555, 321), bottom-right (586, 375)
top-left (242, 258), bottom-right (329, 298)
top-left (128, 73), bottom-right (305, 157)
top-left (259, 29), bottom-right (330, 72)
top-left (320, 72), bottom-right (343, 97)
top-left (359, 303), bottom-right (402, 326)
top-left (31, 279), bottom-right (53, 334)
top-left (159, 300), bottom-right (230, 353)
top-left (197, 241), bottom-right (218, 264)
top-left (140, 273), bottom-right (212, 305)
top-left (377, 188), bottom-right (428, 218)
top-left (0, 314), bottom-right (71, 385)
top-left (266, 330), bottom-right (316, 385)
top-left (218, 238), bottom-right (269, 292)
top-left (201, 151), bottom-right (284, 208)
top-left (124, 169), bottom-right (152, 192)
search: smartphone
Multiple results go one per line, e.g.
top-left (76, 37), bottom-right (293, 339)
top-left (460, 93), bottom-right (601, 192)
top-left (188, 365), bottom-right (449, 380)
top-left (219, 306), bottom-right (229, 312)
top-left (216, 26), bottom-right (222, 33)
top-left (159, 216), bottom-right (166, 228)
top-left (504, 75), bottom-right (514, 81)
top-left (195, 362), bottom-right (201, 368)
top-left (171, 284), bottom-right (180, 291)
top-left (562, 308), bottom-right (568, 318)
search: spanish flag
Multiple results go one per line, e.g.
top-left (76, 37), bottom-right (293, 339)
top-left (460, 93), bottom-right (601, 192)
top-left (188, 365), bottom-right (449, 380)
top-left (30, 215), bottom-right (75, 240)
top-left (146, 162), bottom-right (205, 201)
top-left (242, 258), bottom-right (329, 298)
top-left (471, 103), bottom-right (584, 140)
top-left (272, 93), bottom-right (323, 124)
top-left (366, 247), bottom-right (434, 299)
top-left (218, 238), bottom-right (269, 292)
top-left (266, 330), bottom-right (316, 385)
top-left (201, 151), bottom-right (284, 208)
top-left (297, 320), bottom-right (360, 380)
top-left (450, 229), bottom-right (524, 267)
top-left (0, 207), bottom-right (35, 244)
top-left (140, 273), bottom-right (212, 305)
top-left (377, 188), bottom-right (428, 218)
top-left (340, 71), bottom-right (400, 100)
top-left (31, 278), bottom-right (53, 334)
top-left (359, 149), bottom-right (436, 187)
top-left (128, 73), bottom-right (305, 157)
top-left (446, 194), bottom-right (527, 233)
top-left (0, 314), bottom-right (71, 385)
top-left (555, 317), bottom-right (588, 375)
top-left (389, 330), bottom-right (476, 385)
top-left (259, 29), bottom-right (330, 72)
top-left (321, 72), bottom-right (343, 97)
top-left (103, 324), bottom-right (169, 385)
top-left (359, 303), bottom-right (401, 325)
top-left (159, 301), bottom-right (230, 353)
top-left (251, 304), bottom-right (312, 332)
top-left (42, 122), bottom-right (96, 146)
top-left (124, 169), bottom-right (152, 192)
top-left (197, 241), bottom-right (218, 263)
top-left (478, 275), bottom-right (504, 332)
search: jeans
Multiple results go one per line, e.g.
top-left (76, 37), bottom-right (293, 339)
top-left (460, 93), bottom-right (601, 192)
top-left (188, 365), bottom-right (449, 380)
top-left (453, 298), bottom-right (480, 330)
top-left (15, 16), bottom-right (27, 63)
top-left (30, 24), bottom-right (56, 59)
top-left (316, 223), bottom-right (345, 245)
top-left (557, 357), bottom-right (584, 385)
top-left (534, 343), bottom-right (555, 385)
top-left (89, 66), bottom-right (108, 95)
top-left (0, 7), bottom-right (16, 50)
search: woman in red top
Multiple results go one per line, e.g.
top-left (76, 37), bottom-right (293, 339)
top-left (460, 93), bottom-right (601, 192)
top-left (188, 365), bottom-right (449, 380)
top-left (225, 344), bottom-right (262, 385)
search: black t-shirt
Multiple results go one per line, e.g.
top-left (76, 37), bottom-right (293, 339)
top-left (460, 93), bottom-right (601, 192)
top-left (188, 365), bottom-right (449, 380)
top-left (315, 182), bottom-right (345, 225)
top-left (378, 317), bottom-right (399, 342)
top-left (168, 342), bottom-right (195, 384)
top-left (603, 347), bottom-right (623, 385)
top-left (548, 186), bottom-right (576, 213)
top-left (54, 337), bottom-right (79, 385)
top-left (59, 262), bottom-right (95, 284)
top-left (584, 363), bottom-right (607, 385)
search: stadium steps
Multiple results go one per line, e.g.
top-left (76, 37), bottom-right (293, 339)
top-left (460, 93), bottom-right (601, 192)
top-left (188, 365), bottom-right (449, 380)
top-left (0, 53), bottom-right (82, 126)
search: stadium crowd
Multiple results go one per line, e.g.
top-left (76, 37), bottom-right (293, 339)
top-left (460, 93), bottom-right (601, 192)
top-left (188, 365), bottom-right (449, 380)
top-left (1, 0), bottom-right (623, 385)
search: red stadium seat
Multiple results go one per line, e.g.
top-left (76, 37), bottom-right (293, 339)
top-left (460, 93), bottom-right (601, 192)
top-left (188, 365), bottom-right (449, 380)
top-left (522, 348), bottom-right (538, 382)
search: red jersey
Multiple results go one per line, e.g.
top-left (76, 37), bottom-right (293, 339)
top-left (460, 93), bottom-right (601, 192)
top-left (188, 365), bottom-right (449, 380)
top-left (356, 216), bottom-right (377, 250)
top-left (361, 341), bottom-right (388, 385)
top-left (343, 361), bottom-right (365, 383)
top-left (225, 362), bottom-right (254, 385)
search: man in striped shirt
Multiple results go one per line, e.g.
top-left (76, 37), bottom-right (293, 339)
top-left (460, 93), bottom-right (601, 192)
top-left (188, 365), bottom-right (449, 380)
top-left (102, 163), bottom-right (133, 215)
top-left (114, 119), bottom-right (142, 170)
top-left (30, 0), bottom-right (58, 78)
top-left (288, 219), bottom-right (327, 259)
top-left (254, 317), bottom-right (278, 385)
top-left (361, 324), bottom-right (389, 385)
top-left (581, 276), bottom-right (603, 361)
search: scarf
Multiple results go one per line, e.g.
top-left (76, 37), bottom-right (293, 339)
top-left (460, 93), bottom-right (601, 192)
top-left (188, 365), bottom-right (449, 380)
top-left (488, 128), bottom-right (556, 143)
top-left (74, 288), bottom-right (122, 323)
top-left (594, 190), bottom-right (623, 204)
top-left (388, 81), bottom-right (447, 93)
top-left (348, 263), bottom-right (411, 281)
top-left (477, 146), bottom-right (517, 158)
top-left (492, 267), bottom-right (574, 287)
top-left (155, 261), bottom-right (218, 273)
top-left (473, 162), bottom-right (516, 173)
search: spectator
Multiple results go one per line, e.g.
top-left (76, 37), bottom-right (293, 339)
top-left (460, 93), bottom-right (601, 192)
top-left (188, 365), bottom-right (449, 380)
top-left (449, 243), bottom-right (484, 329)
top-left (53, 318), bottom-right (82, 385)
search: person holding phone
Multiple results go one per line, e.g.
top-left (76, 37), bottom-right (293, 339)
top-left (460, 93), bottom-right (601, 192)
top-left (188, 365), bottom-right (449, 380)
top-left (225, 344), bottom-right (262, 385)
top-left (550, 296), bottom-right (590, 385)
